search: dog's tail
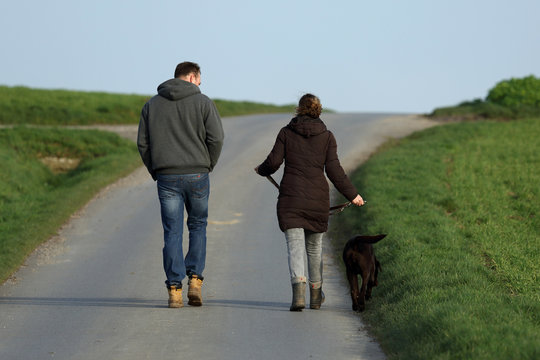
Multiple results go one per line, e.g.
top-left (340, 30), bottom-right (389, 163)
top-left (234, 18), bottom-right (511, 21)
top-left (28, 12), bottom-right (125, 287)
top-left (354, 234), bottom-right (387, 244)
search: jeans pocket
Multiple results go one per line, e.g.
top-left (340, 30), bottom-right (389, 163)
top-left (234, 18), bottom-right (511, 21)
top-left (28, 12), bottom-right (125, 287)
top-left (157, 175), bottom-right (178, 200)
top-left (188, 173), bottom-right (209, 200)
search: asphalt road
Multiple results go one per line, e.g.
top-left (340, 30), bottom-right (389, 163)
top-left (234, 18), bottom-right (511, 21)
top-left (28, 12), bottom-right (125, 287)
top-left (0, 113), bottom-right (436, 360)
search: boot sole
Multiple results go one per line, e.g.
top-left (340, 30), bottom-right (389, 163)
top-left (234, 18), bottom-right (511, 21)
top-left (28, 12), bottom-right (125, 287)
top-left (187, 293), bottom-right (202, 306)
top-left (168, 302), bottom-right (184, 308)
top-left (290, 304), bottom-right (305, 311)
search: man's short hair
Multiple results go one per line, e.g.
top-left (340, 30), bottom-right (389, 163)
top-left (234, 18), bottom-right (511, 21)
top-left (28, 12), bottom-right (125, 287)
top-left (174, 62), bottom-right (201, 78)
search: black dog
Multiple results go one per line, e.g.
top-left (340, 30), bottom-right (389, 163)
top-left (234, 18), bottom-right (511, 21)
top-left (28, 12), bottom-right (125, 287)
top-left (342, 234), bottom-right (386, 311)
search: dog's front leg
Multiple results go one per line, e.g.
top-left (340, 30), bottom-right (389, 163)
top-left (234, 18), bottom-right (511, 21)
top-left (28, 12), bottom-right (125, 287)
top-left (346, 269), bottom-right (360, 311)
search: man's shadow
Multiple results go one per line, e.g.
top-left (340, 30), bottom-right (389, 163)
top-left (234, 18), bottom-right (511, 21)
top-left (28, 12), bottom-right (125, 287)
top-left (0, 296), bottom-right (290, 311)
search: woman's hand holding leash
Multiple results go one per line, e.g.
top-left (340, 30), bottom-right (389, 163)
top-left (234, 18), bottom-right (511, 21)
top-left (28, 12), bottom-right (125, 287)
top-left (259, 172), bottom-right (366, 215)
top-left (352, 194), bottom-right (366, 207)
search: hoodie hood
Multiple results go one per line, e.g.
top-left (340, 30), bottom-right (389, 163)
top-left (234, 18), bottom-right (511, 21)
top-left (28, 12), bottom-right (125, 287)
top-left (157, 78), bottom-right (201, 101)
top-left (287, 115), bottom-right (327, 138)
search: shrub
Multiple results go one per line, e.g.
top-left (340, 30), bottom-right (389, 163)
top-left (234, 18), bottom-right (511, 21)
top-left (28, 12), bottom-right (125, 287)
top-left (430, 75), bottom-right (540, 120)
top-left (486, 75), bottom-right (540, 109)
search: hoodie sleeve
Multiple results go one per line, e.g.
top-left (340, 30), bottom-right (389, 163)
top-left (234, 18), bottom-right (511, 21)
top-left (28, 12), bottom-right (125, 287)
top-left (257, 128), bottom-right (286, 176)
top-left (204, 98), bottom-right (224, 171)
top-left (325, 131), bottom-right (358, 201)
top-left (137, 102), bottom-right (157, 180)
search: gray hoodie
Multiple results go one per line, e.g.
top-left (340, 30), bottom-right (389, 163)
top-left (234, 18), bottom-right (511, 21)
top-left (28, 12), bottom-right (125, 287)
top-left (137, 78), bottom-right (224, 179)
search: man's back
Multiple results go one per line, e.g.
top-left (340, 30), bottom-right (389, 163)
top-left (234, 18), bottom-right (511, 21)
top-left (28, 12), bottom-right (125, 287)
top-left (137, 78), bottom-right (224, 178)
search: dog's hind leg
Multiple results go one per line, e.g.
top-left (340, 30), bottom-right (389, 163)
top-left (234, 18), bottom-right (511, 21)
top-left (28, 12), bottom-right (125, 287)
top-left (366, 280), bottom-right (374, 301)
top-left (365, 266), bottom-right (376, 300)
top-left (358, 270), bottom-right (370, 311)
top-left (346, 269), bottom-right (360, 311)
top-left (366, 258), bottom-right (381, 301)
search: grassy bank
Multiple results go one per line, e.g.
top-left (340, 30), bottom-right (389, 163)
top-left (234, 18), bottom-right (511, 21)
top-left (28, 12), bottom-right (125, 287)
top-left (429, 99), bottom-right (540, 121)
top-left (0, 86), bottom-right (294, 125)
top-left (330, 118), bottom-right (539, 359)
top-left (213, 99), bottom-right (294, 117)
top-left (0, 127), bottom-right (141, 283)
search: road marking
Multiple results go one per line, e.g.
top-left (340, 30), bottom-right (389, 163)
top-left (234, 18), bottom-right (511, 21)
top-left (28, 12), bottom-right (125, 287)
top-left (208, 219), bottom-right (240, 225)
top-left (208, 213), bottom-right (242, 225)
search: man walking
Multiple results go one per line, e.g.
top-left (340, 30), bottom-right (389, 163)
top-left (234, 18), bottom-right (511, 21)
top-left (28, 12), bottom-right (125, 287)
top-left (137, 61), bottom-right (224, 308)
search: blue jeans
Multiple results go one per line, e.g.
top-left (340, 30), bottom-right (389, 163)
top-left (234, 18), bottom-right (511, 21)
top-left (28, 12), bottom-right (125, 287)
top-left (157, 173), bottom-right (209, 288)
top-left (284, 228), bottom-right (324, 288)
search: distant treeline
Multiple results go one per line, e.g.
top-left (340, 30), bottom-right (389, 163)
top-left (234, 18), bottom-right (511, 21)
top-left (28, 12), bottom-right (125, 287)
top-left (430, 75), bottom-right (540, 120)
top-left (0, 86), bottom-right (295, 125)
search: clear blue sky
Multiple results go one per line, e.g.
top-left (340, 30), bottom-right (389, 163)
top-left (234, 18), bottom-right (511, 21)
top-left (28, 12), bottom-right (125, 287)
top-left (1, 0), bottom-right (539, 113)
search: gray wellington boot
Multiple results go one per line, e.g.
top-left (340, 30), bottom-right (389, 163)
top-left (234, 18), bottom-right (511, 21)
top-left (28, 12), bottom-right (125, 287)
top-left (310, 287), bottom-right (325, 309)
top-left (290, 282), bottom-right (306, 311)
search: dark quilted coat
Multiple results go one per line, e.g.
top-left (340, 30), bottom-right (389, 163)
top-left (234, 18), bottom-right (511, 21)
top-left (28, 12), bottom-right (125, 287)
top-left (257, 116), bottom-right (358, 232)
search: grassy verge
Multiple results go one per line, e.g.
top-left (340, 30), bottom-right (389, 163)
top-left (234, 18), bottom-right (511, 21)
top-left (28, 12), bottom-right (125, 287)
top-left (0, 86), bottom-right (295, 125)
top-left (330, 118), bottom-right (539, 359)
top-left (0, 127), bottom-right (141, 283)
top-left (0, 86), bottom-right (148, 125)
top-left (429, 99), bottom-right (514, 120)
top-left (429, 99), bottom-right (540, 121)
top-left (213, 99), bottom-right (294, 117)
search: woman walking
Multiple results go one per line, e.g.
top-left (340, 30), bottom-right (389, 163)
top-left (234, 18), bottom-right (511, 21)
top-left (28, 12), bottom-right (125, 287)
top-left (254, 94), bottom-right (365, 311)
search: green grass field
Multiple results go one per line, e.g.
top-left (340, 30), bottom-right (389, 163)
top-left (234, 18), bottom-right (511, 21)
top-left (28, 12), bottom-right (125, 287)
top-left (0, 127), bottom-right (141, 283)
top-left (0, 86), bottom-right (148, 125)
top-left (0, 86), bottom-right (294, 125)
top-left (330, 118), bottom-right (539, 359)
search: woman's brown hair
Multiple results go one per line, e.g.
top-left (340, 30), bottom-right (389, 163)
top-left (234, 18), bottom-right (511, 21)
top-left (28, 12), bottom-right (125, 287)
top-left (296, 93), bottom-right (322, 118)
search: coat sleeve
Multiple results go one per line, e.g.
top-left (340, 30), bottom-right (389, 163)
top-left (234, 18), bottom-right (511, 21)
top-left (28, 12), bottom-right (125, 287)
top-left (257, 128), bottom-right (286, 176)
top-left (137, 103), bottom-right (157, 180)
top-left (324, 131), bottom-right (358, 201)
top-left (204, 99), bottom-right (225, 171)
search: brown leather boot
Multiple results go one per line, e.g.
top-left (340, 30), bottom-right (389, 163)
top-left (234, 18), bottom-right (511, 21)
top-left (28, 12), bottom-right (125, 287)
top-left (188, 275), bottom-right (203, 306)
top-left (310, 286), bottom-right (325, 309)
top-left (290, 282), bottom-right (306, 311)
top-left (168, 285), bottom-right (183, 308)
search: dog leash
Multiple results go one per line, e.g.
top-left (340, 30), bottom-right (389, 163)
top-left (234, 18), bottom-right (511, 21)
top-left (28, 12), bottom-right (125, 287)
top-left (329, 201), bottom-right (352, 215)
top-left (266, 175), bottom-right (354, 216)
